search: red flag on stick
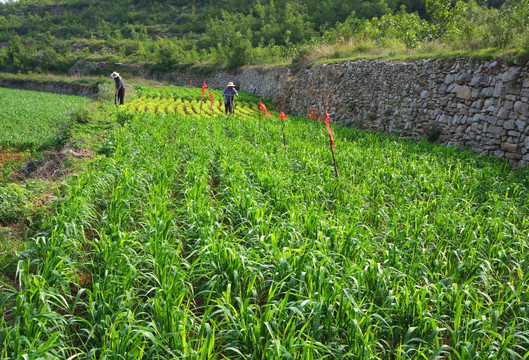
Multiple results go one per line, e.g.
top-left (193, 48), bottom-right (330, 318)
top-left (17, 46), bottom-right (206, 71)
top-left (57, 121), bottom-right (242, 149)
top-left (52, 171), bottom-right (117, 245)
top-left (323, 100), bottom-right (338, 180)
top-left (259, 100), bottom-right (272, 118)
top-left (280, 112), bottom-right (287, 146)
top-left (209, 90), bottom-right (214, 104)
top-left (201, 82), bottom-right (207, 99)
top-left (324, 110), bottom-right (335, 150)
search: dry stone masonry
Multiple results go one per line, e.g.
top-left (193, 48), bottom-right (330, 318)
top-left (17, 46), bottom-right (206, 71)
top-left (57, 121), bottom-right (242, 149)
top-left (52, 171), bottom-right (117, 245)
top-left (231, 58), bottom-right (529, 167)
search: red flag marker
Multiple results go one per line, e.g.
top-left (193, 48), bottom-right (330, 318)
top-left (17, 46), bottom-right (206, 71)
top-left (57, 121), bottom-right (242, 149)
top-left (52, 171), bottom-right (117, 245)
top-left (259, 100), bottom-right (272, 118)
top-left (280, 112), bottom-right (287, 146)
top-left (209, 90), bottom-right (214, 104)
top-left (201, 82), bottom-right (207, 99)
top-left (324, 110), bottom-right (335, 150)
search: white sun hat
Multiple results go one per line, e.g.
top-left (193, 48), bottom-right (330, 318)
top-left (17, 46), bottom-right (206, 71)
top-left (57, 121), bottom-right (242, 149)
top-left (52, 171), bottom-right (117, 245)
top-left (227, 82), bottom-right (235, 87)
top-left (110, 72), bottom-right (120, 78)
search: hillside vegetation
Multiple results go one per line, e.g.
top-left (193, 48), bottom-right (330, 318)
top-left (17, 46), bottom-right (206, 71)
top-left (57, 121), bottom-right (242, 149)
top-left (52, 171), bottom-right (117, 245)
top-left (0, 0), bottom-right (527, 73)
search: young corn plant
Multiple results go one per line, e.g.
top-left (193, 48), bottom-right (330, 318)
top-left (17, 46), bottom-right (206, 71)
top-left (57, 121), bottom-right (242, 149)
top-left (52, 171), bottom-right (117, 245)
top-left (2, 86), bottom-right (528, 359)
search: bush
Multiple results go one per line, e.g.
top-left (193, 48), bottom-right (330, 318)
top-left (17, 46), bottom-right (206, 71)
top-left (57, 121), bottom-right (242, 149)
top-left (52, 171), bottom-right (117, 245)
top-left (426, 123), bottom-right (442, 143)
top-left (0, 184), bottom-right (28, 224)
top-left (70, 106), bottom-right (95, 124)
top-left (96, 82), bottom-right (114, 102)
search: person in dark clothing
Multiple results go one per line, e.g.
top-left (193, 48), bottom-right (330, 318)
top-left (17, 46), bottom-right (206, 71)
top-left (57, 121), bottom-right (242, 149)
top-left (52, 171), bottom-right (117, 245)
top-left (111, 71), bottom-right (125, 105)
top-left (222, 82), bottom-right (238, 114)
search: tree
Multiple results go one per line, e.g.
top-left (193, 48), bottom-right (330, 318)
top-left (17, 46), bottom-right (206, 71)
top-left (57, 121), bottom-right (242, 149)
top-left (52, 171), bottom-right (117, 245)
top-left (224, 31), bottom-right (252, 68)
top-left (426, 0), bottom-right (466, 39)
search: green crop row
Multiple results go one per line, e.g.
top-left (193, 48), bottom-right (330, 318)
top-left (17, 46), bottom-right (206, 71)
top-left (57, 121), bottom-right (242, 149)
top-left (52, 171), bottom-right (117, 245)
top-left (1, 86), bottom-right (528, 359)
top-left (0, 88), bottom-right (92, 151)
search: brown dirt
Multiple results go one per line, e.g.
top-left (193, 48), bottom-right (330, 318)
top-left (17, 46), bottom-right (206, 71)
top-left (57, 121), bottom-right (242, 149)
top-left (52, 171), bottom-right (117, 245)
top-left (0, 151), bottom-right (24, 167)
top-left (8, 148), bottom-right (93, 182)
top-left (306, 108), bottom-right (319, 121)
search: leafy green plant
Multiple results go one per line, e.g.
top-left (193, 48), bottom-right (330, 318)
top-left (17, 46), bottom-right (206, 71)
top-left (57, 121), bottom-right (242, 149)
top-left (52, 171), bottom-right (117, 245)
top-left (0, 184), bottom-right (28, 224)
top-left (0, 88), bottom-right (91, 151)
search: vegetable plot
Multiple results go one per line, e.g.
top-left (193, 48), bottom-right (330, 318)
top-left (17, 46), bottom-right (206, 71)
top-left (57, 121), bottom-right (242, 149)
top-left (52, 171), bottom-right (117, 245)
top-left (121, 85), bottom-right (259, 120)
top-left (0, 88), bottom-right (91, 151)
top-left (1, 86), bottom-right (529, 359)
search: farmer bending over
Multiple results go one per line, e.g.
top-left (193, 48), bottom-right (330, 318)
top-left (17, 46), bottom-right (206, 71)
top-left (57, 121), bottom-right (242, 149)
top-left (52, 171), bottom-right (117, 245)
top-left (111, 71), bottom-right (125, 105)
top-left (222, 82), bottom-right (238, 114)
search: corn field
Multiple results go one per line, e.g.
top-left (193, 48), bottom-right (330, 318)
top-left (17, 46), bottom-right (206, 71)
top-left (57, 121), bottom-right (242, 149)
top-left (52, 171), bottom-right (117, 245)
top-left (1, 86), bottom-right (528, 359)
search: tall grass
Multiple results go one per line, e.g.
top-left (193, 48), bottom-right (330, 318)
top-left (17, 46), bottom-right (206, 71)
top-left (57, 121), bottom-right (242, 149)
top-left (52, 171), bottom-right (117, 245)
top-left (1, 88), bottom-right (528, 359)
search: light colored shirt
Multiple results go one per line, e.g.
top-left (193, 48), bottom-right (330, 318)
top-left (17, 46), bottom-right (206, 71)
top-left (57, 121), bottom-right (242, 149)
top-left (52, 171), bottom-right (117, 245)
top-left (222, 87), bottom-right (238, 104)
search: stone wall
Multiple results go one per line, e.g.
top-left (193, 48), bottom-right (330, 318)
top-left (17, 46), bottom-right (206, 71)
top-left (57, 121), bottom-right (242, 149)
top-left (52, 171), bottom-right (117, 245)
top-left (229, 59), bottom-right (529, 167)
top-left (0, 78), bottom-right (94, 97)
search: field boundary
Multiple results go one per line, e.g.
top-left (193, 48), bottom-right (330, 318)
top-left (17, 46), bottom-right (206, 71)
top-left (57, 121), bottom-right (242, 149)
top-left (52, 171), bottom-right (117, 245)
top-left (0, 78), bottom-right (95, 97)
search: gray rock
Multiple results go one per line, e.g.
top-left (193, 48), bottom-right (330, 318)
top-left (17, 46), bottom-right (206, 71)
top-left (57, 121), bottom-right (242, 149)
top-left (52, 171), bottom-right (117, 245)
top-left (488, 125), bottom-right (504, 135)
top-left (494, 150), bottom-right (505, 158)
top-left (515, 120), bottom-right (526, 132)
top-left (481, 87), bottom-right (494, 97)
top-left (502, 67), bottom-right (522, 82)
top-left (521, 103), bottom-right (529, 117)
top-left (504, 101), bottom-right (514, 111)
top-left (484, 98), bottom-right (495, 108)
top-left (470, 114), bottom-right (481, 123)
top-left (524, 137), bottom-right (529, 150)
top-left (457, 85), bottom-right (472, 100)
top-left (499, 110), bottom-right (511, 120)
top-left (501, 142), bottom-right (518, 153)
top-left (493, 83), bottom-right (505, 98)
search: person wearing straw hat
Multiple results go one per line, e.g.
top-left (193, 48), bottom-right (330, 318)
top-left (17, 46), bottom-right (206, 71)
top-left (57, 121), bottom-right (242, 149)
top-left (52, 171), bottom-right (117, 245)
top-left (110, 71), bottom-right (125, 105)
top-left (222, 81), bottom-right (238, 114)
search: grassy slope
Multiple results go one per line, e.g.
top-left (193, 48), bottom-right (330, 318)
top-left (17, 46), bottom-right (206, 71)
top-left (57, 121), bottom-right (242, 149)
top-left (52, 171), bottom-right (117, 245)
top-left (1, 87), bottom-right (528, 358)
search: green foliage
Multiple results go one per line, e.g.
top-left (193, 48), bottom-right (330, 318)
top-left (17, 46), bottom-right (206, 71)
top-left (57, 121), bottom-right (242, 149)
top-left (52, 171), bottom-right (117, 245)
top-left (2, 85), bottom-right (529, 358)
top-left (0, 0), bottom-right (526, 70)
top-left (0, 183), bottom-right (28, 224)
top-left (426, 0), bottom-right (467, 39)
top-left (0, 88), bottom-right (91, 151)
top-left (488, 0), bottom-right (529, 48)
top-left (69, 105), bottom-right (95, 124)
top-left (224, 31), bottom-right (252, 68)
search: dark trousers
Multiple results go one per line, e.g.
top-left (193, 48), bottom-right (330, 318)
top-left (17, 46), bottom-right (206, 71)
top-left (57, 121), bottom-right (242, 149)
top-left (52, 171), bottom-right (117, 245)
top-left (117, 87), bottom-right (125, 105)
top-left (224, 99), bottom-right (234, 114)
